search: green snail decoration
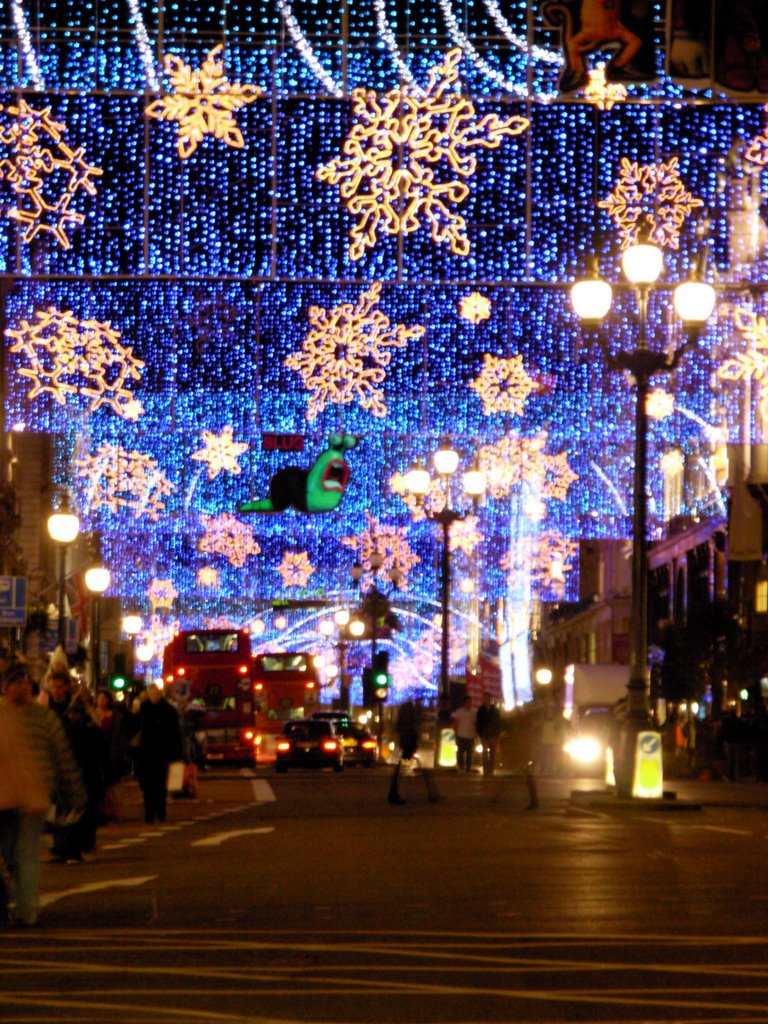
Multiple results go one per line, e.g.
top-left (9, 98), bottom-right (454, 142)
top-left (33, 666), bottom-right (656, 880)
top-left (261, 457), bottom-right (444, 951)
top-left (238, 434), bottom-right (358, 514)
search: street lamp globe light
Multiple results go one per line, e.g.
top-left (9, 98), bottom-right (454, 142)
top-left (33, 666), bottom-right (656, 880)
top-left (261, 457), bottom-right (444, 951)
top-left (122, 613), bottom-right (142, 637)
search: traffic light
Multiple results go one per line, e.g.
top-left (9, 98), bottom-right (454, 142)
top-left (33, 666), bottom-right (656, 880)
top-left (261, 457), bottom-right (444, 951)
top-left (372, 651), bottom-right (390, 703)
top-left (110, 673), bottom-right (127, 692)
top-left (362, 666), bottom-right (374, 707)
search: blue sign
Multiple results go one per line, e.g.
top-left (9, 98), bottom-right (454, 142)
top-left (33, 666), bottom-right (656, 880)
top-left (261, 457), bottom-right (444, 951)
top-left (0, 576), bottom-right (27, 627)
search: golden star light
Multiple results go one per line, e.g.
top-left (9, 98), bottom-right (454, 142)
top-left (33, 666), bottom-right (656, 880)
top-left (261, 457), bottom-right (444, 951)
top-left (317, 48), bottom-right (530, 261)
top-left (75, 442), bottom-right (173, 521)
top-left (198, 512), bottom-right (261, 568)
top-left (581, 65), bottom-right (627, 111)
top-left (449, 514), bottom-right (483, 556)
top-left (646, 389), bottom-right (675, 421)
top-left (148, 579), bottom-right (179, 613)
top-left (197, 566), bottom-right (220, 588)
top-left (341, 514), bottom-right (420, 589)
top-left (459, 292), bottom-right (492, 324)
top-left (276, 551), bottom-right (316, 589)
top-left (469, 353), bottom-right (537, 417)
top-left (0, 99), bottom-right (102, 249)
top-left (7, 307), bottom-right (145, 419)
top-left (191, 426), bottom-right (249, 480)
top-left (285, 282), bottom-right (425, 421)
top-left (598, 157), bottom-right (704, 250)
top-left (145, 45), bottom-right (261, 159)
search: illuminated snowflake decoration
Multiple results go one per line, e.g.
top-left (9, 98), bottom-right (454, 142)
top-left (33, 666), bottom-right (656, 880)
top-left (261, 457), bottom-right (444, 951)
top-left (285, 282), bottom-right (425, 421)
top-left (191, 426), bottom-right (249, 480)
top-left (142, 614), bottom-right (179, 659)
top-left (502, 533), bottom-right (578, 590)
top-left (391, 629), bottom-right (439, 694)
top-left (598, 157), bottom-right (704, 250)
top-left (317, 48), bottom-right (530, 260)
top-left (75, 443), bottom-right (173, 521)
top-left (197, 566), bottom-right (220, 588)
top-left (717, 304), bottom-right (768, 423)
top-left (469, 353), bottom-right (537, 417)
top-left (389, 471), bottom-right (447, 523)
top-left (459, 292), bottom-right (492, 324)
top-left (646, 389), bottom-right (675, 421)
top-left (0, 99), bottom-right (102, 249)
top-left (581, 65), bottom-right (627, 111)
top-left (276, 551), bottom-right (316, 589)
top-left (148, 579), bottom-right (178, 613)
top-left (145, 44), bottom-right (261, 159)
top-left (7, 307), bottom-right (145, 419)
top-left (477, 433), bottom-right (578, 508)
top-left (449, 514), bottom-right (483, 556)
top-left (745, 105), bottom-right (768, 168)
top-left (198, 512), bottom-right (261, 569)
top-left (659, 449), bottom-right (685, 476)
top-left (341, 514), bottom-right (420, 590)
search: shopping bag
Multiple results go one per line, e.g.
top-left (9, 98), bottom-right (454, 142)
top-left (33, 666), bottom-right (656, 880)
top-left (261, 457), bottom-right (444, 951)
top-left (167, 761), bottom-right (185, 794)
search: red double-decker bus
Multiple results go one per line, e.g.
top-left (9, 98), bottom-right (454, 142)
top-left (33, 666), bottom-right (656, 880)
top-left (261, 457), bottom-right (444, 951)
top-left (162, 629), bottom-right (259, 765)
top-left (251, 651), bottom-right (320, 761)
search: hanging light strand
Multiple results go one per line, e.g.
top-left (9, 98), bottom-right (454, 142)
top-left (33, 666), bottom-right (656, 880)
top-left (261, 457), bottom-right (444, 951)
top-left (126, 0), bottom-right (160, 92)
top-left (10, 0), bottom-right (44, 90)
top-left (482, 0), bottom-right (563, 66)
top-left (275, 0), bottom-right (344, 98)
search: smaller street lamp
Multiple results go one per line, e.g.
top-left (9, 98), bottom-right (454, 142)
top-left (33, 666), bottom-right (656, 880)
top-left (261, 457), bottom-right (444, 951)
top-left (85, 563), bottom-right (111, 690)
top-left (47, 493), bottom-right (80, 652)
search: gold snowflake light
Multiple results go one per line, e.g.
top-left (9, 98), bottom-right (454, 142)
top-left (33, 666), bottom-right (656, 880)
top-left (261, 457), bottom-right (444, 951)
top-left (503, 533), bottom-right (578, 589)
top-left (717, 304), bottom-right (768, 423)
top-left (469, 353), bottom-right (537, 417)
top-left (7, 307), bottom-right (145, 419)
top-left (459, 292), bottom-right (492, 324)
top-left (197, 566), bottom-right (220, 588)
top-left (145, 45), bottom-right (261, 159)
top-left (341, 513), bottom-right (420, 589)
top-left (477, 432), bottom-right (578, 509)
top-left (317, 48), bottom-right (530, 261)
top-left (191, 426), bottom-right (249, 480)
top-left (581, 65), bottom-right (627, 111)
top-left (198, 512), bottom-right (261, 568)
top-left (646, 389), bottom-right (675, 421)
top-left (598, 157), bottom-right (704, 250)
top-left (0, 99), bottom-right (102, 249)
top-left (75, 442), bottom-right (173, 521)
top-left (276, 551), bottom-right (316, 589)
top-left (285, 283), bottom-right (425, 421)
top-left (148, 580), bottom-right (178, 613)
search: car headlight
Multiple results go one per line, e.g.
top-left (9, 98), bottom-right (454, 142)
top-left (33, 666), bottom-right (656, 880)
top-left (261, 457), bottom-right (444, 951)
top-left (565, 736), bottom-right (602, 764)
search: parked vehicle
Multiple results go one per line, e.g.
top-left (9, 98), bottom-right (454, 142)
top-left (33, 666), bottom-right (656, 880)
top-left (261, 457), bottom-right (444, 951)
top-left (310, 712), bottom-right (377, 766)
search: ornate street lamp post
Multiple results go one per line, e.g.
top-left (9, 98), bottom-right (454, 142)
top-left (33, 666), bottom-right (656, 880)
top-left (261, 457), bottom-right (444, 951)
top-left (47, 493), bottom-right (80, 653)
top-left (406, 444), bottom-right (485, 753)
top-left (85, 563), bottom-right (110, 690)
top-left (571, 219), bottom-right (715, 796)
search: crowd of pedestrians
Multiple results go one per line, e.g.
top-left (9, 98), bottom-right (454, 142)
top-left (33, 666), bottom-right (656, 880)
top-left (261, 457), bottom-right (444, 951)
top-left (0, 659), bottom-right (184, 929)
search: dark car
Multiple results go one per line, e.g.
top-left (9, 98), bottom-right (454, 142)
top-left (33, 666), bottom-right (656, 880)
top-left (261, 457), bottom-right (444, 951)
top-left (275, 719), bottom-right (344, 772)
top-left (309, 712), bottom-right (377, 766)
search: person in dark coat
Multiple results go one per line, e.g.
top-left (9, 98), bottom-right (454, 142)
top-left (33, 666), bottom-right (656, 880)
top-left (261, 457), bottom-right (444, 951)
top-left (61, 697), bottom-right (109, 862)
top-left (475, 692), bottom-right (502, 776)
top-left (136, 684), bottom-right (184, 824)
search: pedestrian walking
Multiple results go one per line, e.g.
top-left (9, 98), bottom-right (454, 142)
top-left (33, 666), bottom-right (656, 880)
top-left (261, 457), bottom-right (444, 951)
top-left (0, 662), bottom-right (85, 927)
top-left (452, 696), bottom-right (477, 772)
top-left (135, 684), bottom-right (184, 824)
top-left (475, 692), bottom-right (502, 776)
top-left (388, 699), bottom-right (438, 805)
top-left (60, 697), bottom-right (109, 862)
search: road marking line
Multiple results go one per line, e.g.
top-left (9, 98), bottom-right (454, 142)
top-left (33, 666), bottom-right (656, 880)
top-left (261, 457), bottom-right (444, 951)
top-left (191, 827), bottom-right (274, 847)
top-left (40, 875), bottom-right (156, 907)
top-left (251, 779), bottom-right (276, 803)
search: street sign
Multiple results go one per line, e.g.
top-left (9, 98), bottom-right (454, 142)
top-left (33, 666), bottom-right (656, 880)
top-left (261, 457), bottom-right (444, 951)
top-left (0, 576), bottom-right (27, 627)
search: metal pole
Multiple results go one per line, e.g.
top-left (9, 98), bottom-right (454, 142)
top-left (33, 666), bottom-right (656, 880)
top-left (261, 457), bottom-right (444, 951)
top-left (440, 516), bottom-right (451, 703)
top-left (93, 595), bottom-right (102, 690)
top-left (56, 543), bottom-right (67, 649)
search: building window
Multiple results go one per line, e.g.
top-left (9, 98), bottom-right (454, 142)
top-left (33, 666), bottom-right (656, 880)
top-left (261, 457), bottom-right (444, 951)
top-left (756, 580), bottom-right (768, 614)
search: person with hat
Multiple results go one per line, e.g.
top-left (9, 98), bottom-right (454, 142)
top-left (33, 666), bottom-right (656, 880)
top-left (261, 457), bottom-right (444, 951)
top-left (0, 662), bottom-right (85, 926)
